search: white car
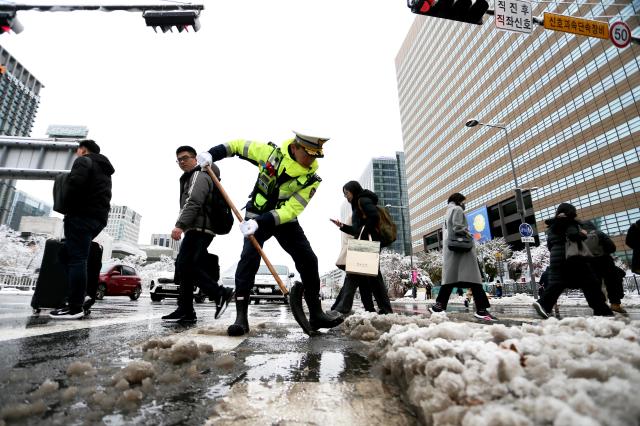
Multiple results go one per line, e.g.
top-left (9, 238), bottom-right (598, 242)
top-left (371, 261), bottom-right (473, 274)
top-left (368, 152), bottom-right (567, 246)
top-left (149, 271), bottom-right (207, 303)
top-left (251, 264), bottom-right (293, 304)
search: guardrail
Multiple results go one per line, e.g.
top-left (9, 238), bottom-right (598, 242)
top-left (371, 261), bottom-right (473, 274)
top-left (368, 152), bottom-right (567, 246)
top-left (0, 274), bottom-right (37, 291)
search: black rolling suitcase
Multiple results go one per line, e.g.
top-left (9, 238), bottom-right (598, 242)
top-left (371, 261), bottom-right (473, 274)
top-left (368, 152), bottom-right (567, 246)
top-left (31, 239), bottom-right (103, 314)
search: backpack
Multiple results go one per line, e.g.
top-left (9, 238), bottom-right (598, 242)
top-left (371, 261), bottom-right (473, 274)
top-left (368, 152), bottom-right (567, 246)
top-left (376, 206), bottom-right (397, 247)
top-left (583, 227), bottom-right (603, 257)
top-left (207, 185), bottom-right (234, 235)
top-left (52, 173), bottom-right (70, 214)
top-left (52, 157), bottom-right (93, 214)
top-left (357, 198), bottom-right (397, 247)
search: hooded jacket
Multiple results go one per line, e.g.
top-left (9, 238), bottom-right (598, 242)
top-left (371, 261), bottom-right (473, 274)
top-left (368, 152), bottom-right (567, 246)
top-left (65, 152), bottom-right (114, 225)
top-left (544, 203), bottom-right (586, 289)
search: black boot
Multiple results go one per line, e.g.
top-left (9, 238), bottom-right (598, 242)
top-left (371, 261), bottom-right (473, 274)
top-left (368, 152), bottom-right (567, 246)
top-left (227, 292), bottom-right (250, 336)
top-left (304, 291), bottom-right (344, 331)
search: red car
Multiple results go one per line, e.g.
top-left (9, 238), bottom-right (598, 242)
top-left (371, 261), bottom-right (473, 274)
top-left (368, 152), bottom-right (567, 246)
top-left (96, 264), bottom-right (142, 301)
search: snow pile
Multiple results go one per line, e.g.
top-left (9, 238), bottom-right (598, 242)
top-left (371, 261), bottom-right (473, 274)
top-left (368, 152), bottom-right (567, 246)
top-left (343, 313), bottom-right (640, 425)
top-left (0, 337), bottom-right (228, 423)
top-left (342, 311), bottom-right (442, 341)
top-left (488, 293), bottom-right (535, 305)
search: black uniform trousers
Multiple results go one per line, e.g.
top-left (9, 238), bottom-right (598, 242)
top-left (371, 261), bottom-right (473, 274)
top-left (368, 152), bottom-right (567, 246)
top-left (235, 220), bottom-right (320, 297)
top-left (175, 230), bottom-right (221, 311)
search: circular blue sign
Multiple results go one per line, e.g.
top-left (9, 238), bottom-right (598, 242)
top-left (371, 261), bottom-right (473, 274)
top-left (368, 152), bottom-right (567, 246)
top-left (519, 223), bottom-right (534, 237)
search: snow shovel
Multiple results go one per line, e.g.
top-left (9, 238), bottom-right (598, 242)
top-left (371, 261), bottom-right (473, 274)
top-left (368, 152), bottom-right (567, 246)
top-left (203, 165), bottom-right (314, 335)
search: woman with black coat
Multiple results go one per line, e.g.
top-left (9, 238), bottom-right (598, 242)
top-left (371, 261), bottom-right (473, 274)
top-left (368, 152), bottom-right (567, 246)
top-left (532, 203), bottom-right (613, 318)
top-left (330, 181), bottom-right (393, 314)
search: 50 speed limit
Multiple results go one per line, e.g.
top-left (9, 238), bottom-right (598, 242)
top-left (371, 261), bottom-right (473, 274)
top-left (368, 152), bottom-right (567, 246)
top-left (609, 21), bottom-right (631, 49)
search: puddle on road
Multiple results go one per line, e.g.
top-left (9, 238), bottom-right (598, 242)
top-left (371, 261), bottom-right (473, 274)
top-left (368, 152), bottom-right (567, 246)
top-left (243, 350), bottom-right (368, 382)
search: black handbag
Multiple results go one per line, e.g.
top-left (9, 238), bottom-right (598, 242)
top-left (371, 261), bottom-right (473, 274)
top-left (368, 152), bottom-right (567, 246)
top-left (448, 233), bottom-right (473, 252)
top-left (444, 219), bottom-right (473, 252)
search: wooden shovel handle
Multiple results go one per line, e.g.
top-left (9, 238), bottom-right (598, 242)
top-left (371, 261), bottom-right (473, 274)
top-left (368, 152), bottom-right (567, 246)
top-left (203, 165), bottom-right (288, 295)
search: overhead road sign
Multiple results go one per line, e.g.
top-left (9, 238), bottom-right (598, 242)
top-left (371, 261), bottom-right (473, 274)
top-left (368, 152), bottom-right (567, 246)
top-left (0, 136), bottom-right (78, 180)
top-left (609, 21), bottom-right (631, 49)
top-left (494, 0), bottom-right (533, 35)
top-left (543, 12), bottom-right (608, 40)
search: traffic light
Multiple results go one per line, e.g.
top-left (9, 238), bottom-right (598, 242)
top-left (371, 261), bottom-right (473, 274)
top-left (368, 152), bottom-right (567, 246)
top-left (408, 0), bottom-right (489, 25)
top-left (0, 11), bottom-right (24, 34)
top-left (143, 10), bottom-right (201, 33)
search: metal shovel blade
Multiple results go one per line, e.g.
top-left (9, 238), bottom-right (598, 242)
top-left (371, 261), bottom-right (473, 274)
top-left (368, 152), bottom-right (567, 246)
top-left (288, 281), bottom-right (316, 336)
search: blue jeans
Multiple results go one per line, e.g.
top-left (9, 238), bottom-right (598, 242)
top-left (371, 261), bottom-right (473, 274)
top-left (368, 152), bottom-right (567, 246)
top-left (63, 216), bottom-right (104, 310)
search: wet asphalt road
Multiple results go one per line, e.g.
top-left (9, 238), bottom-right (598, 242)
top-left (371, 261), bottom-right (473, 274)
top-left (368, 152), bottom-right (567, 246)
top-left (0, 295), bottom-right (416, 425)
top-left (1, 293), bottom-right (637, 425)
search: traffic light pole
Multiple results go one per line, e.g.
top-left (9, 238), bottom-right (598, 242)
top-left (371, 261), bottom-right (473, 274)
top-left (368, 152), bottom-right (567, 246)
top-left (0, 4), bottom-right (204, 13)
top-left (0, 3), bottom-right (204, 33)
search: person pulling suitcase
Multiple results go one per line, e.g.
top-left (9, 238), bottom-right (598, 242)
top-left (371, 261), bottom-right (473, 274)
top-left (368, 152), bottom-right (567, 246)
top-left (49, 140), bottom-right (114, 319)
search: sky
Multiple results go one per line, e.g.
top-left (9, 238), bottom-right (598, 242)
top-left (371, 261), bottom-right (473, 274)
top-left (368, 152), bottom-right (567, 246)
top-left (1, 0), bottom-right (416, 275)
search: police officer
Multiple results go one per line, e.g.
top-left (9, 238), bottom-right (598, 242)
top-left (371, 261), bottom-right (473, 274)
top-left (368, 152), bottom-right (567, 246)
top-left (197, 131), bottom-right (343, 336)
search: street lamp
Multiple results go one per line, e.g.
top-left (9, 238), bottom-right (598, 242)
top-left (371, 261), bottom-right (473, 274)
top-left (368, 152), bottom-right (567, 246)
top-left (465, 119), bottom-right (537, 297)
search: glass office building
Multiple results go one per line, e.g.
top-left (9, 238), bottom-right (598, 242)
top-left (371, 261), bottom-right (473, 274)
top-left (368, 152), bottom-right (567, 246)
top-left (358, 153), bottom-right (412, 256)
top-left (0, 45), bottom-right (44, 226)
top-left (396, 0), bottom-right (639, 262)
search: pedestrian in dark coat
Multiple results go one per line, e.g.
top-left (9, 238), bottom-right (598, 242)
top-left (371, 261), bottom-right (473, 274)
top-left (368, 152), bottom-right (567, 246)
top-left (331, 181), bottom-right (393, 314)
top-left (626, 219), bottom-right (640, 274)
top-left (581, 220), bottom-right (626, 314)
top-left (50, 140), bottom-right (114, 320)
top-left (429, 192), bottom-right (496, 321)
top-left (533, 203), bottom-right (613, 319)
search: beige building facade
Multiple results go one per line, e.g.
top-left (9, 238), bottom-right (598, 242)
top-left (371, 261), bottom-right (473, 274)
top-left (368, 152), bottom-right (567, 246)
top-left (396, 0), bottom-right (639, 262)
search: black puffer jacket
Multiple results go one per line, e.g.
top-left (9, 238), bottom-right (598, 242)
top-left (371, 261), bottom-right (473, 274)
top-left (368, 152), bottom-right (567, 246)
top-left (340, 189), bottom-right (381, 241)
top-left (545, 216), bottom-right (585, 289)
top-left (66, 153), bottom-right (115, 225)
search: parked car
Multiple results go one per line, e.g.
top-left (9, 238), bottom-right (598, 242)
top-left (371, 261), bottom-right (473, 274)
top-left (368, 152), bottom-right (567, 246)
top-left (97, 264), bottom-right (142, 300)
top-left (149, 272), bottom-right (207, 303)
top-left (251, 264), bottom-right (294, 304)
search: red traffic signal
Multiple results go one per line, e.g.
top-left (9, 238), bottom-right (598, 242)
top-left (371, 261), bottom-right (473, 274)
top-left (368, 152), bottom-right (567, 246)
top-left (143, 10), bottom-right (201, 33)
top-left (408, 0), bottom-right (489, 25)
top-left (0, 11), bottom-right (24, 34)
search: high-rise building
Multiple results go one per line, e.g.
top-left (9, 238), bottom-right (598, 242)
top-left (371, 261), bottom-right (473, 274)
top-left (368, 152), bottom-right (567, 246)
top-left (104, 205), bottom-right (142, 246)
top-left (0, 46), bottom-right (44, 226)
top-left (358, 153), bottom-right (412, 256)
top-left (7, 190), bottom-right (51, 231)
top-left (150, 233), bottom-right (180, 258)
top-left (396, 2), bottom-right (639, 263)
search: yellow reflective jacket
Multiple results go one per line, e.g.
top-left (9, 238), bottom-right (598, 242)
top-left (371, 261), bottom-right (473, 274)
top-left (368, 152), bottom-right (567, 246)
top-left (219, 139), bottom-right (321, 226)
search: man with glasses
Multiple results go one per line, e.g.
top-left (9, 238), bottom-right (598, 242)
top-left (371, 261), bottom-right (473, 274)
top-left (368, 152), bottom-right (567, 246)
top-left (197, 132), bottom-right (343, 336)
top-left (162, 146), bottom-right (234, 323)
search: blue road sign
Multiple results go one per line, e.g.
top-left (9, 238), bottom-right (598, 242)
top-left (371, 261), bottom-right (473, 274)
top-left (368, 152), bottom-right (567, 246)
top-left (519, 223), bottom-right (534, 237)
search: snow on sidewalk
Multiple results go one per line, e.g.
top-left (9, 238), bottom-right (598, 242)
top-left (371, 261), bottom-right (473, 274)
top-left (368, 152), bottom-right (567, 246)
top-left (393, 293), bottom-right (640, 308)
top-left (342, 312), bottom-right (640, 426)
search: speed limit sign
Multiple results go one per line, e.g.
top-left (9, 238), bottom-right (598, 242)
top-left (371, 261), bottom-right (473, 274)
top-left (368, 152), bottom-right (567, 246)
top-left (610, 21), bottom-right (631, 49)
